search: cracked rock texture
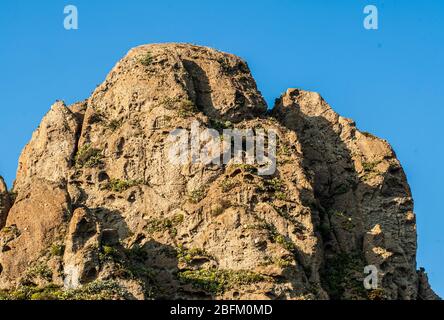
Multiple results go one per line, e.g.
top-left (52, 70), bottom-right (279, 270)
top-left (0, 43), bottom-right (439, 300)
top-left (0, 177), bottom-right (10, 229)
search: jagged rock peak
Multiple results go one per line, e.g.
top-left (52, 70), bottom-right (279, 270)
top-left (91, 43), bottom-right (267, 123)
top-left (0, 44), bottom-right (439, 300)
top-left (272, 88), bottom-right (429, 299)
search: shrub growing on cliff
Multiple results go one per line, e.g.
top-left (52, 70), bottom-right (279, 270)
top-left (0, 280), bottom-right (127, 300)
top-left (144, 214), bottom-right (184, 236)
top-left (209, 119), bottom-right (233, 133)
top-left (274, 234), bottom-right (295, 251)
top-left (158, 97), bottom-right (198, 117)
top-left (75, 144), bottom-right (103, 168)
top-left (25, 264), bottom-right (53, 282)
top-left (7, 190), bottom-right (17, 203)
top-left (178, 269), bottom-right (268, 294)
top-left (321, 252), bottom-right (366, 300)
top-left (107, 119), bottom-right (122, 131)
top-left (188, 187), bottom-right (206, 203)
top-left (140, 52), bottom-right (153, 66)
top-left (176, 245), bottom-right (213, 264)
top-left (219, 178), bottom-right (236, 192)
top-left (105, 178), bottom-right (141, 193)
top-left (258, 177), bottom-right (283, 193)
top-left (50, 244), bottom-right (65, 257)
top-left (99, 245), bottom-right (120, 263)
top-left (177, 99), bottom-right (198, 117)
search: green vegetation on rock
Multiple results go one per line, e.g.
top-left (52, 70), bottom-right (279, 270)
top-left (0, 280), bottom-right (127, 300)
top-left (176, 245), bottom-right (213, 264)
top-left (107, 119), bottom-right (123, 131)
top-left (144, 214), bottom-right (184, 236)
top-left (50, 243), bottom-right (65, 257)
top-left (188, 187), bottom-right (206, 204)
top-left (25, 264), bottom-right (53, 282)
top-left (321, 252), bottom-right (366, 300)
top-left (105, 178), bottom-right (142, 192)
top-left (178, 269), bottom-right (269, 294)
top-left (140, 52), bottom-right (153, 66)
top-left (75, 144), bottom-right (103, 168)
top-left (160, 97), bottom-right (198, 117)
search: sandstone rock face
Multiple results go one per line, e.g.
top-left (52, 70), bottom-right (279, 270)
top-left (0, 181), bottom-right (69, 288)
top-left (0, 44), bottom-right (438, 300)
top-left (272, 89), bottom-right (419, 299)
top-left (63, 208), bottom-right (101, 289)
top-left (417, 268), bottom-right (440, 300)
top-left (0, 177), bottom-right (10, 229)
top-left (14, 101), bottom-right (81, 195)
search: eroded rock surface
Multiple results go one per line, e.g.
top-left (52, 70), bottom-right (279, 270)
top-left (0, 44), bottom-right (438, 300)
top-left (63, 207), bottom-right (101, 289)
top-left (0, 177), bottom-right (10, 229)
top-left (273, 89), bottom-right (419, 299)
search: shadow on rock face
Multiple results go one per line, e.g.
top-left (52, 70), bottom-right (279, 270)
top-left (182, 59), bottom-right (266, 123)
top-left (0, 44), bottom-right (436, 300)
top-left (272, 89), bottom-right (419, 300)
top-left (183, 59), bottom-right (217, 118)
top-left (62, 206), bottom-right (183, 299)
top-left (0, 177), bottom-right (11, 230)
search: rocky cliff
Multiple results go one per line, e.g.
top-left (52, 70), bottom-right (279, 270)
top-left (0, 43), bottom-right (439, 300)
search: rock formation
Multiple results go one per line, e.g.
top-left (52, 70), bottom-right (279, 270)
top-left (0, 177), bottom-right (11, 230)
top-left (0, 43), bottom-right (439, 300)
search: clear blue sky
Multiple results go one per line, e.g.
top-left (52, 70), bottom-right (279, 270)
top-left (0, 0), bottom-right (443, 296)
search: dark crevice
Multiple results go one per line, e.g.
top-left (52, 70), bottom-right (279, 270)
top-left (69, 101), bottom-right (88, 169)
top-left (0, 177), bottom-right (12, 230)
top-left (182, 59), bottom-right (216, 117)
